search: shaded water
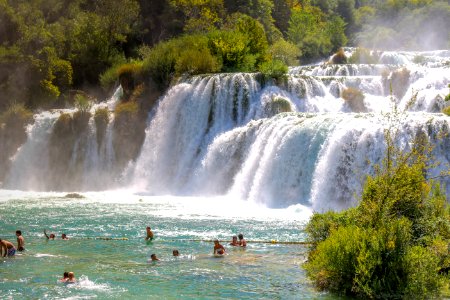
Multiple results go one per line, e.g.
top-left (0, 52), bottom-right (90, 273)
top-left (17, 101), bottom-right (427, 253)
top-left (0, 190), bottom-right (329, 299)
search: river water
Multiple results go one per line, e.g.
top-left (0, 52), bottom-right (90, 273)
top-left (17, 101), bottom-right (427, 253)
top-left (0, 190), bottom-right (329, 299)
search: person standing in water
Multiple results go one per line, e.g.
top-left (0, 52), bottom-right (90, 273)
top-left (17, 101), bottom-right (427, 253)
top-left (16, 230), bottom-right (25, 251)
top-left (238, 234), bottom-right (247, 247)
top-left (145, 226), bottom-right (154, 241)
top-left (213, 239), bottom-right (226, 255)
top-left (0, 239), bottom-right (16, 257)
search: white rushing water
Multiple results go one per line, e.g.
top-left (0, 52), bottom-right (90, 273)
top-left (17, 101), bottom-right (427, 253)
top-left (3, 49), bottom-right (450, 211)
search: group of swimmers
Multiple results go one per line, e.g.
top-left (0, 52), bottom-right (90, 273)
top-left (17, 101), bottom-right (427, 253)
top-left (1, 226), bottom-right (247, 282)
top-left (60, 272), bottom-right (76, 283)
top-left (44, 229), bottom-right (69, 240)
top-left (213, 234), bottom-right (247, 255)
top-left (0, 230), bottom-right (25, 257)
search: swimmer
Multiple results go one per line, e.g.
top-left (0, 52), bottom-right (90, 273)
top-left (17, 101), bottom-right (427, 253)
top-left (61, 233), bottom-right (69, 240)
top-left (213, 239), bottom-right (225, 255)
top-left (44, 229), bottom-right (55, 240)
top-left (16, 230), bottom-right (25, 251)
top-left (60, 272), bottom-right (69, 282)
top-left (67, 272), bottom-right (76, 283)
top-left (0, 239), bottom-right (16, 257)
top-left (173, 249), bottom-right (180, 256)
top-left (145, 226), bottom-right (154, 241)
top-left (238, 234), bottom-right (247, 247)
top-left (229, 235), bottom-right (239, 246)
top-left (150, 254), bottom-right (159, 261)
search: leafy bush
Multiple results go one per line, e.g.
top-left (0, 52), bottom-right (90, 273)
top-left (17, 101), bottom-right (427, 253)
top-left (330, 48), bottom-right (347, 64)
top-left (94, 108), bottom-right (110, 146)
top-left (348, 47), bottom-right (379, 64)
top-left (305, 122), bottom-right (450, 298)
top-left (94, 108), bottom-right (110, 130)
top-left (142, 34), bottom-right (220, 91)
top-left (259, 59), bottom-right (288, 81)
top-left (341, 87), bottom-right (366, 112)
top-left (383, 67), bottom-right (410, 99)
top-left (114, 101), bottom-right (139, 116)
top-left (269, 39), bottom-right (300, 66)
top-left (74, 93), bottom-right (93, 114)
top-left (443, 106), bottom-right (450, 116)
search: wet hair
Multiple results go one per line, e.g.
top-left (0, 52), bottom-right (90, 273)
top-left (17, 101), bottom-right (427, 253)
top-left (62, 233), bottom-right (67, 238)
top-left (16, 230), bottom-right (22, 235)
top-left (49, 234), bottom-right (55, 238)
top-left (68, 272), bottom-right (74, 278)
top-left (214, 239), bottom-right (219, 243)
top-left (63, 272), bottom-right (69, 278)
top-left (173, 249), bottom-right (179, 256)
top-left (0, 239), bottom-right (2, 242)
top-left (232, 236), bottom-right (237, 240)
top-left (151, 254), bottom-right (156, 258)
top-left (238, 234), bottom-right (244, 239)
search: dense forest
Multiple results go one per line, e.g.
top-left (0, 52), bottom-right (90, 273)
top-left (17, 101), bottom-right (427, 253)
top-left (0, 0), bottom-right (449, 113)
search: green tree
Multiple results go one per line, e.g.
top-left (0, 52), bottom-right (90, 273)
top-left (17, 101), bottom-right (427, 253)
top-left (169, 0), bottom-right (225, 33)
top-left (305, 113), bottom-right (450, 298)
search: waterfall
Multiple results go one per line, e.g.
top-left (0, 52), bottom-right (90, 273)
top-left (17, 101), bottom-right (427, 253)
top-left (3, 49), bottom-right (450, 211)
top-left (4, 90), bottom-right (121, 191)
top-left (129, 48), bottom-right (450, 209)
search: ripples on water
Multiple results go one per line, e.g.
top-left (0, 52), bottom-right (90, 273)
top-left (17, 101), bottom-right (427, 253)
top-left (0, 191), bottom-right (331, 299)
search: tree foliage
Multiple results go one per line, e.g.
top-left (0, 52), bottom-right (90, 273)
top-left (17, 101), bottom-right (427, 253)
top-left (305, 113), bottom-right (450, 298)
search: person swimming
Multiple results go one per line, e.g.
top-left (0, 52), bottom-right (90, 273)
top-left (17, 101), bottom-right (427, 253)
top-left (213, 239), bottom-right (225, 255)
top-left (60, 272), bottom-right (69, 282)
top-left (61, 233), bottom-right (69, 240)
top-left (229, 235), bottom-right (239, 246)
top-left (150, 254), bottom-right (159, 261)
top-left (44, 229), bottom-right (55, 240)
top-left (67, 272), bottom-right (76, 283)
top-left (173, 249), bottom-right (180, 256)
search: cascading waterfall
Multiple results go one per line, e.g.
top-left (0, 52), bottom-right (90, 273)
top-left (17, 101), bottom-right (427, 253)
top-left (4, 89), bottom-right (121, 191)
top-left (3, 49), bottom-right (450, 211)
top-left (130, 48), bottom-right (450, 209)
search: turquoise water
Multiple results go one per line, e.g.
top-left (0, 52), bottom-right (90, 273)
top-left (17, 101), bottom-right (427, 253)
top-left (0, 190), bottom-right (335, 299)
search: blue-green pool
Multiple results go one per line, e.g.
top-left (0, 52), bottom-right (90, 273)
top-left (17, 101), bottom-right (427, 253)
top-left (0, 190), bottom-right (335, 299)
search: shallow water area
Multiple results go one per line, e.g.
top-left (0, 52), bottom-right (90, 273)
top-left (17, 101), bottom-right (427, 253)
top-left (0, 190), bottom-right (333, 299)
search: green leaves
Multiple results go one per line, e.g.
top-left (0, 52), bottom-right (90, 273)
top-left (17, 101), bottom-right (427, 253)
top-left (305, 114), bottom-right (450, 298)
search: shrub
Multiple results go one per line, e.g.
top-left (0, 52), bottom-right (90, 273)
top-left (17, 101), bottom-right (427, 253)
top-left (330, 48), bottom-right (347, 64)
top-left (341, 87), bottom-right (366, 112)
top-left (259, 59), bottom-right (288, 82)
top-left (74, 93), bottom-right (93, 114)
top-left (94, 108), bottom-right (110, 130)
top-left (348, 47), bottom-right (378, 64)
top-left (264, 97), bottom-right (293, 116)
top-left (383, 67), bottom-right (410, 100)
top-left (114, 101), bottom-right (139, 116)
top-left (305, 121), bottom-right (450, 298)
top-left (94, 108), bottom-right (110, 146)
top-left (443, 106), bottom-right (450, 116)
top-left (269, 39), bottom-right (300, 66)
